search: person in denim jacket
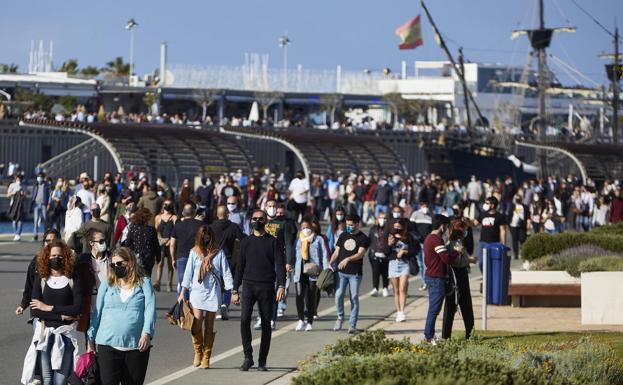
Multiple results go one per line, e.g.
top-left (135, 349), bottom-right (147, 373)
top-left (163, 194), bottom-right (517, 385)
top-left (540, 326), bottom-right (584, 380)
top-left (293, 216), bottom-right (329, 332)
top-left (87, 247), bottom-right (156, 385)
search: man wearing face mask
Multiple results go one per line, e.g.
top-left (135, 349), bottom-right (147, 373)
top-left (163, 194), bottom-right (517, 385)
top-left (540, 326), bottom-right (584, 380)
top-left (373, 178), bottom-right (392, 218)
top-left (473, 196), bottom-right (506, 272)
top-left (227, 196), bottom-right (250, 235)
top-left (410, 201), bottom-right (432, 290)
top-left (138, 183), bottom-right (163, 227)
top-left (328, 214), bottom-right (370, 334)
top-left (210, 205), bottom-right (246, 319)
top-left (72, 203), bottom-right (112, 254)
top-left (31, 172), bottom-right (50, 242)
top-left (196, 176), bottom-right (215, 223)
top-left (232, 209), bottom-right (286, 372)
top-left (75, 229), bottom-right (110, 337)
top-left (76, 176), bottom-right (95, 223)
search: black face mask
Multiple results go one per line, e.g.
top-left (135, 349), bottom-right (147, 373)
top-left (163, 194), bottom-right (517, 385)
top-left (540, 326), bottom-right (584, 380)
top-left (163, 204), bottom-right (172, 212)
top-left (452, 208), bottom-right (461, 218)
top-left (114, 265), bottom-right (128, 279)
top-left (252, 221), bottom-right (266, 232)
top-left (91, 208), bottom-right (101, 219)
top-left (49, 257), bottom-right (63, 271)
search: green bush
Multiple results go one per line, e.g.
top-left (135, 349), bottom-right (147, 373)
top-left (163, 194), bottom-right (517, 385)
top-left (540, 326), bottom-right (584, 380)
top-left (529, 246), bottom-right (621, 277)
top-left (577, 256), bottom-right (623, 275)
top-left (591, 223), bottom-right (623, 236)
top-left (521, 233), bottom-right (623, 261)
top-left (293, 331), bottom-right (623, 385)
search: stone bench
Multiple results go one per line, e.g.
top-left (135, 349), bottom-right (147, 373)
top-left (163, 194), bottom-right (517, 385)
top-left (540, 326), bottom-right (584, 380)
top-left (509, 283), bottom-right (581, 307)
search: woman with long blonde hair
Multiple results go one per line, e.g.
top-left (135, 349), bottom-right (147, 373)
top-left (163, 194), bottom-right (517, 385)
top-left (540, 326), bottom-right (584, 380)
top-left (87, 247), bottom-right (156, 385)
top-left (178, 225), bottom-right (233, 369)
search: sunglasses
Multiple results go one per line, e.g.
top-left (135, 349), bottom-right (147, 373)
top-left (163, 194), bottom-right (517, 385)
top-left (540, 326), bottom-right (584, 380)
top-left (250, 217), bottom-right (265, 222)
top-left (92, 239), bottom-right (106, 244)
top-left (112, 261), bottom-right (127, 267)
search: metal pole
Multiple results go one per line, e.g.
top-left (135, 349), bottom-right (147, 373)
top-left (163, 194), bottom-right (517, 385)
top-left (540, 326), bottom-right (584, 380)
top-left (93, 155), bottom-right (99, 182)
top-left (537, 0), bottom-right (548, 177)
top-left (129, 27), bottom-right (135, 83)
top-left (482, 247), bottom-right (488, 331)
top-left (459, 48), bottom-right (472, 130)
top-left (283, 43), bottom-right (288, 91)
top-left (613, 27), bottom-right (620, 143)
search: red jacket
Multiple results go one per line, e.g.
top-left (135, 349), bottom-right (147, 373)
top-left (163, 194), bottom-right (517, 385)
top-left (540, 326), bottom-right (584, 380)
top-left (424, 233), bottom-right (458, 278)
top-left (610, 198), bottom-right (623, 223)
top-left (114, 215), bottom-right (128, 244)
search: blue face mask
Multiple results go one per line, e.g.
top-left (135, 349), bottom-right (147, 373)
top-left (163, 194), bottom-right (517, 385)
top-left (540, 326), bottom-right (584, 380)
top-left (345, 225), bottom-right (354, 234)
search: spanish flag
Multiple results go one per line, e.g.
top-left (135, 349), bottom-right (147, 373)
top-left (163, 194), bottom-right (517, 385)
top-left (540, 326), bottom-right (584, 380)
top-left (395, 15), bottom-right (423, 50)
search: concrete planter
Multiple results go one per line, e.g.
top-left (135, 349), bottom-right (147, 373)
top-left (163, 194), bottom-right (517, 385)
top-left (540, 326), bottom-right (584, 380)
top-left (581, 272), bottom-right (623, 325)
top-left (511, 270), bottom-right (580, 285)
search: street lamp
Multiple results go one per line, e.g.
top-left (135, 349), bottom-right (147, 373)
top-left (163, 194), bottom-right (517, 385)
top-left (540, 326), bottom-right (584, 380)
top-left (278, 34), bottom-right (291, 91)
top-left (125, 18), bottom-right (138, 83)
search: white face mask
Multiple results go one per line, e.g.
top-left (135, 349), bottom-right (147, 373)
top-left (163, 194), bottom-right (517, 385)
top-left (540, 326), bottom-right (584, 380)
top-left (482, 203), bottom-right (491, 212)
top-left (378, 219), bottom-right (386, 227)
top-left (302, 228), bottom-right (313, 237)
top-left (157, 191), bottom-right (163, 197)
top-left (95, 242), bottom-right (107, 253)
top-left (37, 177), bottom-right (43, 183)
top-left (266, 207), bottom-right (277, 217)
top-left (336, 214), bottom-right (344, 221)
top-left (227, 204), bottom-right (237, 212)
top-left (392, 212), bottom-right (401, 219)
top-left (421, 207), bottom-right (428, 214)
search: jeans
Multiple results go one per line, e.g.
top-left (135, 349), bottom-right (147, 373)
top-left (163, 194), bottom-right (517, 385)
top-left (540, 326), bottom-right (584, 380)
top-left (240, 281), bottom-right (274, 365)
top-left (424, 276), bottom-right (446, 340)
top-left (82, 212), bottom-right (92, 224)
top-left (97, 344), bottom-right (150, 385)
top-left (33, 203), bottom-right (47, 236)
top-left (40, 335), bottom-right (74, 385)
top-left (375, 204), bottom-right (389, 218)
top-left (416, 245), bottom-right (426, 283)
top-left (277, 271), bottom-right (292, 312)
top-left (335, 272), bottom-right (362, 328)
top-left (176, 257), bottom-right (189, 299)
top-left (222, 257), bottom-right (233, 308)
top-left (355, 201), bottom-right (363, 219)
top-left (13, 220), bottom-right (23, 235)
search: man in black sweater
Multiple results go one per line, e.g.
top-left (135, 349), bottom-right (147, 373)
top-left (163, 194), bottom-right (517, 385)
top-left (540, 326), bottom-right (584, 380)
top-left (232, 209), bottom-right (286, 372)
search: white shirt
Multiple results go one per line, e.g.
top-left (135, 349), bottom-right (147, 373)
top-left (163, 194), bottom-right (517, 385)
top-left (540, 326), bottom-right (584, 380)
top-left (63, 207), bottom-right (83, 241)
top-left (288, 178), bottom-right (309, 204)
top-left (76, 189), bottom-right (95, 213)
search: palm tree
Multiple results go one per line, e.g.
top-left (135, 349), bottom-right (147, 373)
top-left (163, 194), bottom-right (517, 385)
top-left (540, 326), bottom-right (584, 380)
top-left (0, 63), bottom-right (19, 73)
top-left (103, 57), bottom-right (130, 76)
top-left (58, 59), bottom-right (79, 75)
top-left (80, 66), bottom-right (100, 77)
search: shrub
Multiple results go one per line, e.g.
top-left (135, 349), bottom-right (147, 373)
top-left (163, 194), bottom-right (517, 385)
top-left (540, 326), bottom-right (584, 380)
top-left (529, 245), bottom-right (621, 276)
top-left (521, 233), bottom-right (623, 261)
top-left (591, 223), bottom-right (623, 236)
top-left (577, 256), bottom-right (623, 275)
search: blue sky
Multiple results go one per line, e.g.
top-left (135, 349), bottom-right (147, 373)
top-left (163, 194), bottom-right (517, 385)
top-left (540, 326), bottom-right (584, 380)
top-left (1, 0), bottom-right (621, 86)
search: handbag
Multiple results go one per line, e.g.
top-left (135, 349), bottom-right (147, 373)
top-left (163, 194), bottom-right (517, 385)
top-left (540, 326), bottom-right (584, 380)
top-left (303, 262), bottom-right (322, 277)
top-left (408, 256), bottom-right (419, 276)
top-left (179, 300), bottom-right (194, 331)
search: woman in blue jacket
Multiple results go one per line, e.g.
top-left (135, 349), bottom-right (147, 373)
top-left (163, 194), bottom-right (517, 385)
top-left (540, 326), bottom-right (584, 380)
top-left (87, 247), bottom-right (156, 385)
top-left (178, 225), bottom-right (233, 369)
top-left (294, 216), bottom-right (329, 332)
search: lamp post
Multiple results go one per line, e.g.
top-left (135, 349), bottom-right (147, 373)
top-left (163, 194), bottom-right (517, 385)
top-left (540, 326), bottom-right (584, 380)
top-left (125, 18), bottom-right (138, 84)
top-left (278, 35), bottom-right (291, 91)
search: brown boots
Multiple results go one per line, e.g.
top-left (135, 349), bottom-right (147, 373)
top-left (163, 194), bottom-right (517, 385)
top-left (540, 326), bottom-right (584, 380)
top-left (202, 332), bottom-right (216, 369)
top-left (191, 329), bottom-right (203, 367)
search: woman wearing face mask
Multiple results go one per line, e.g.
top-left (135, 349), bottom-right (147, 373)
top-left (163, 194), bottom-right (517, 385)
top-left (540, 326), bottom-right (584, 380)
top-left (122, 207), bottom-right (160, 277)
top-left (154, 200), bottom-right (177, 292)
top-left (441, 219), bottom-right (477, 340)
top-left (22, 240), bottom-right (82, 385)
top-left (63, 196), bottom-right (83, 243)
top-left (178, 226), bottom-right (233, 369)
top-left (327, 206), bottom-right (346, 254)
top-left (367, 212), bottom-right (390, 297)
top-left (293, 217), bottom-right (328, 332)
top-left (386, 219), bottom-right (417, 322)
top-left (528, 194), bottom-right (545, 234)
top-left (48, 178), bottom-right (68, 232)
top-left (508, 195), bottom-right (528, 260)
top-left (95, 184), bottom-right (111, 223)
top-left (87, 247), bottom-right (156, 385)
top-left (311, 217), bottom-right (331, 316)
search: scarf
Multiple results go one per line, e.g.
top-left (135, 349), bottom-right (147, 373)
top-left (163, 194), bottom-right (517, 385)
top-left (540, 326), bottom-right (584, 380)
top-left (299, 232), bottom-right (314, 261)
top-left (197, 249), bottom-right (217, 284)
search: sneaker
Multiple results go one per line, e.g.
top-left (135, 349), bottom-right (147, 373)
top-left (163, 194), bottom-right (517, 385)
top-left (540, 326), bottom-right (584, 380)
top-left (33, 234), bottom-right (38, 242)
top-left (277, 309), bottom-right (284, 318)
top-left (424, 337), bottom-right (438, 346)
top-left (295, 320), bottom-right (305, 331)
top-left (370, 288), bottom-right (379, 297)
top-left (333, 318), bottom-right (343, 331)
top-left (257, 365), bottom-right (268, 372)
top-left (240, 358), bottom-right (254, 371)
top-left (419, 284), bottom-right (427, 291)
top-left (220, 304), bottom-right (229, 320)
top-left (271, 320), bottom-right (276, 330)
top-left (216, 314), bottom-right (222, 320)
top-left (14, 235), bottom-right (20, 241)
top-left (253, 318), bottom-right (262, 330)
top-left (348, 326), bottom-right (357, 334)
top-left (305, 323), bottom-right (313, 332)
top-left (313, 314), bottom-right (319, 320)
top-left (382, 288), bottom-right (389, 297)
top-left (396, 312), bottom-right (406, 322)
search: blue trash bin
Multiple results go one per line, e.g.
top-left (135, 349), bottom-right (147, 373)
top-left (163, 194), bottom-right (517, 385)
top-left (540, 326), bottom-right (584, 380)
top-left (485, 243), bottom-right (510, 305)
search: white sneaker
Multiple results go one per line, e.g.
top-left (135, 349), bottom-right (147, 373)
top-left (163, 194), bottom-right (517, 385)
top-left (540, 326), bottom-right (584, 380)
top-left (305, 323), bottom-right (313, 332)
top-left (253, 318), bottom-right (262, 330)
top-left (382, 288), bottom-right (389, 297)
top-left (295, 320), bottom-right (305, 331)
top-left (220, 304), bottom-right (229, 320)
top-left (271, 320), bottom-right (276, 330)
top-left (370, 288), bottom-right (379, 297)
top-left (277, 309), bottom-right (284, 318)
top-left (395, 312), bottom-right (406, 322)
top-left (419, 284), bottom-right (427, 291)
top-left (14, 234), bottom-right (20, 241)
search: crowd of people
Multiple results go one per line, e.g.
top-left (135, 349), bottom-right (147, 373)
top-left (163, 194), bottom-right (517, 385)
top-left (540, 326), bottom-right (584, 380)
top-left (8, 166), bottom-right (623, 384)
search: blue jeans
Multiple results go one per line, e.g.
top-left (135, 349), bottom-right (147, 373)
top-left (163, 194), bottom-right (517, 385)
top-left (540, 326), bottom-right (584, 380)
top-left (416, 244), bottom-right (426, 283)
top-left (82, 212), bottom-right (92, 223)
top-left (176, 257), bottom-right (189, 299)
top-left (278, 271), bottom-right (292, 312)
top-left (355, 201), bottom-right (363, 218)
top-left (40, 334), bottom-right (74, 385)
top-left (375, 204), bottom-right (388, 218)
top-left (424, 276), bottom-right (446, 340)
top-left (335, 272), bottom-right (362, 328)
top-left (222, 257), bottom-right (233, 308)
top-left (13, 220), bottom-right (23, 236)
top-left (33, 203), bottom-right (47, 236)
